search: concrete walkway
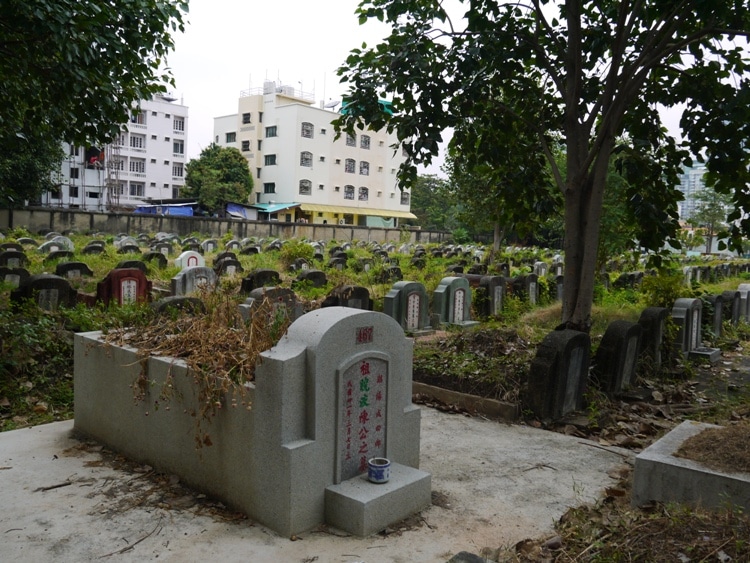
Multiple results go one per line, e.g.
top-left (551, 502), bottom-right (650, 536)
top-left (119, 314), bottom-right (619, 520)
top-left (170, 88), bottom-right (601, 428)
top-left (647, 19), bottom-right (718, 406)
top-left (0, 408), bottom-right (632, 562)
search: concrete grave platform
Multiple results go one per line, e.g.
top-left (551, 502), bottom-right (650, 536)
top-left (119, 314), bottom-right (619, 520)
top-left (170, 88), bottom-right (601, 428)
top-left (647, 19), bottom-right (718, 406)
top-left (632, 420), bottom-right (750, 512)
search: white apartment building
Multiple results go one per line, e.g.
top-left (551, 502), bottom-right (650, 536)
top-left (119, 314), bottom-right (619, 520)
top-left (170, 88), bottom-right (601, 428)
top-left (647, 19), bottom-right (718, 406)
top-left (677, 164), bottom-right (707, 220)
top-left (213, 81), bottom-right (415, 227)
top-left (42, 95), bottom-right (188, 211)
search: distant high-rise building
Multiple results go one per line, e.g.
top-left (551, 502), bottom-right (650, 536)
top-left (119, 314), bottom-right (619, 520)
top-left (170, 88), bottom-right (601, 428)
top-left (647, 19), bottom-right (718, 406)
top-left (677, 164), bottom-right (707, 220)
top-left (213, 81), bottom-right (415, 227)
top-left (42, 95), bottom-right (188, 210)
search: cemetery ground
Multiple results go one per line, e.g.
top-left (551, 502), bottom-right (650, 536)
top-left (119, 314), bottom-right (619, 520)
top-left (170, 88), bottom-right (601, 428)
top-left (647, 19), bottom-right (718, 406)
top-left (2, 230), bottom-right (750, 560)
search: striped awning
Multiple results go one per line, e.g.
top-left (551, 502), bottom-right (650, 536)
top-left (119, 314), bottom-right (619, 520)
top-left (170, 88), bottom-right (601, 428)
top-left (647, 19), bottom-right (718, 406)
top-left (299, 203), bottom-right (417, 219)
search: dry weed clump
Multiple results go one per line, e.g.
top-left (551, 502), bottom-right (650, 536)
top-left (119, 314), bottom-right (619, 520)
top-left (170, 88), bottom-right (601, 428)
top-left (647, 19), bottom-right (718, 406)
top-left (102, 287), bottom-right (294, 447)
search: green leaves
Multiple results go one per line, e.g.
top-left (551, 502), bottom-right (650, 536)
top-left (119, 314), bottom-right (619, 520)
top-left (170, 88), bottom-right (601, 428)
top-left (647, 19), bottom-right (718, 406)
top-left (183, 144), bottom-right (254, 214)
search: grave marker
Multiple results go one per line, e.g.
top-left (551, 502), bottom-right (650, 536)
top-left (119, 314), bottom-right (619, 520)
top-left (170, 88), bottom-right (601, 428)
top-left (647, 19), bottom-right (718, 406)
top-left (171, 266), bottom-right (217, 296)
top-left (96, 268), bottom-right (152, 305)
top-left (432, 276), bottom-right (479, 327)
top-left (593, 320), bottom-right (642, 393)
top-left (384, 281), bottom-right (432, 334)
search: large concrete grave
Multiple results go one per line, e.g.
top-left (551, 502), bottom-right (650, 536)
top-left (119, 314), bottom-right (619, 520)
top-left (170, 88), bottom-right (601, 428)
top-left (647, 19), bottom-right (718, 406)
top-left (74, 307), bottom-right (429, 538)
top-left (632, 420), bottom-right (750, 513)
top-left (432, 276), bottom-right (479, 328)
top-left (383, 280), bottom-right (433, 335)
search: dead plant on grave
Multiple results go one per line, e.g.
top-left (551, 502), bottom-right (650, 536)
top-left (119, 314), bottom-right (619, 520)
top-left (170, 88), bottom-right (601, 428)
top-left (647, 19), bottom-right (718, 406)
top-left (102, 286), bottom-right (293, 448)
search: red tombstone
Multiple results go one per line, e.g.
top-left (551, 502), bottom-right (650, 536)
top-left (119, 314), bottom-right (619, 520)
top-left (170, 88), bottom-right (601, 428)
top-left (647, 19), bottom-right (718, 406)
top-left (96, 268), bottom-right (152, 306)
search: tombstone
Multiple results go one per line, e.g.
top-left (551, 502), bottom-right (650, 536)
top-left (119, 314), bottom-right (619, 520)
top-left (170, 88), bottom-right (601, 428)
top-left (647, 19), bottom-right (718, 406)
top-left (512, 273), bottom-right (539, 305)
top-left (141, 252), bottom-right (168, 269)
top-left (10, 274), bottom-right (78, 311)
top-left (174, 250), bottom-right (206, 270)
top-left (0, 267), bottom-right (30, 288)
top-left (213, 251), bottom-right (238, 266)
top-left (114, 236), bottom-right (139, 250)
top-left (498, 263), bottom-right (511, 277)
top-left (113, 259), bottom-right (148, 274)
top-left (151, 296), bottom-right (206, 316)
top-left (151, 242), bottom-right (173, 257)
top-left (551, 261), bottom-right (564, 276)
top-left (201, 239), bottom-right (219, 254)
top-left (329, 245), bottom-right (344, 257)
top-left (638, 307), bottom-right (670, 371)
top-left (430, 249), bottom-right (443, 258)
top-left (383, 281), bottom-right (433, 334)
top-left (117, 243), bottom-right (141, 255)
top-left (240, 269), bottom-right (282, 293)
top-left (721, 290), bottom-right (742, 326)
top-left (409, 256), bottom-right (426, 270)
top-left (240, 245), bottom-right (261, 255)
top-left (0, 250), bottom-right (29, 269)
top-left (38, 240), bottom-right (64, 254)
top-left (703, 294), bottom-right (724, 338)
top-left (293, 269), bottom-right (328, 289)
top-left (265, 239), bottom-right (283, 252)
top-left (446, 264), bottom-right (464, 274)
top-left (671, 297), bottom-right (704, 355)
top-left (467, 263), bottom-right (487, 275)
top-left (16, 237), bottom-right (37, 247)
top-left (328, 256), bottom-right (348, 271)
top-left (476, 275), bottom-right (506, 317)
top-left (43, 250), bottom-right (75, 264)
top-left (55, 261), bottom-right (94, 279)
top-left (738, 283), bottom-right (750, 322)
top-left (225, 239), bottom-right (241, 251)
top-left (181, 242), bottom-right (202, 253)
top-left (376, 265), bottom-right (403, 284)
top-left (50, 235), bottom-right (75, 251)
top-left (136, 233), bottom-right (152, 245)
top-left (432, 276), bottom-right (479, 327)
top-left (0, 242), bottom-right (23, 252)
top-left (321, 285), bottom-right (373, 311)
top-left (593, 321), bottom-right (642, 393)
top-left (43, 231), bottom-right (63, 240)
top-left (527, 329), bottom-right (591, 420)
top-left (239, 287), bottom-right (304, 324)
top-left (181, 236), bottom-right (199, 246)
top-left (82, 243), bottom-right (106, 255)
top-left (553, 275), bottom-right (564, 301)
top-left (533, 261), bottom-right (549, 277)
top-left (214, 257), bottom-right (244, 276)
top-left (96, 268), bottom-right (152, 306)
top-left (171, 266), bottom-right (218, 296)
top-left (289, 257), bottom-right (311, 273)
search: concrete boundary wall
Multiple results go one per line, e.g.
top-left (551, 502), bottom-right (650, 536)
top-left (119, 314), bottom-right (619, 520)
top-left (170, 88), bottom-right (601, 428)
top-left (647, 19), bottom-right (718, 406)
top-left (0, 207), bottom-right (449, 245)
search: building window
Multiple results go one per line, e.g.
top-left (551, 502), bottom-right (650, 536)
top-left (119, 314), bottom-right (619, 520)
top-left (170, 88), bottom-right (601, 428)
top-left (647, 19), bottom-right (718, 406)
top-left (358, 187), bottom-right (369, 201)
top-left (69, 167), bottom-right (79, 179)
top-left (113, 183), bottom-right (125, 195)
top-left (165, 136), bottom-right (170, 142)
top-left (173, 140), bottom-right (184, 154)
top-left (344, 185), bottom-right (355, 200)
top-left (226, 132), bottom-right (236, 143)
top-left (265, 126), bottom-right (277, 138)
top-left (346, 133), bottom-right (356, 147)
top-left (300, 151), bottom-right (313, 167)
top-left (49, 188), bottom-right (61, 199)
top-left (151, 111), bottom-right (157, 116)
top-left (242, 112), bottom-right (251, 124)
top-left (301, 122), bottom-right (314, 138)
top-left (321, 128), bottom-right (327, 135)
top-left (87, 191), bottom-right (101, 199)
top-left (242, 140), bottom-right (250, 152)
top-left (345, 158), bottom-right (355, 173)
top-left (359, 161), bottom-right (370, 175)
top-left (299, 179), bottom-right (312, 195)
top-left (69, 185), bottom-right (79, 198)
top-left (115, 134), bottom-right (126, 146)
top-left (257, 140), bottom-right (262, 151)
top-left (173, 163), bottom-right (184, 177)
top-left (334, 186), bottom-right (340, 192)
top-left (263, 182), bottom-right (276, 194)
top-left (69, 145), bottom-right (79, 156)
top-left (165, 113), bottom-right (171, 118)
top-left (129, 159), bottom-right (145, 173)
top-left (130, 134), bottom-right (145, 149)
top-left (172, 186), bottom-right (180, 198)
top-left (264, 154), bottom-right (277, 166)
top-left (174, 117), bottom-right (185, 131)
top-left (319, 156), bottom-right (325, 162)
top-left (111, 159), bottom-right (124, 171)
top-left (151, 158), bottom-right (156, 163)
top-left (151, 135), bottom-right (157, 140)
top-left (360, 135), bottom-right (371, 149)
top-left (130, 111), bottom-right (145, 125)
top-left (401, 191), bottom-right (410, 205)
top-left (258, 112), bottom-right (263, 123)
top-left (129, 182), bottom-right (145, 197)
top-left (319, 184), bottom-right (324, 190)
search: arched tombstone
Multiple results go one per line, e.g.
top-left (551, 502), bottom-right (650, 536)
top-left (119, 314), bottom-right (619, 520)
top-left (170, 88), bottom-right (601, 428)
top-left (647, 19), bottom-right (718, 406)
top-left (383, 281), bottom-right (432, 334)
top-left (321, 285), bottom-right (372, 310)
top-left (638, 307), bottom-right (669, 372)
top-left (10, 274), bottom-right (78, 311)
top-left (432, 276), bottom-right (479, 327)
top-left (0, 250), bottom-right (29, 269)
top-left (171, 266), bottom-right (217, 296)
top-left (96, 268), bottom-right (152, 306)
top-left (672, 297), bottom-right (703, 355)
top-left (141, 252), bottom-right (168, 269)
top-left (593, 320), bottom-right (643, 393)
top-left (241, 269), bottom-right (282, 293)
top-left (55, 261), bottom-right (95, 279)
top-left (527, 329), bottom-right (591, 420)
top-left (721, 290), bottom-right (741, 326)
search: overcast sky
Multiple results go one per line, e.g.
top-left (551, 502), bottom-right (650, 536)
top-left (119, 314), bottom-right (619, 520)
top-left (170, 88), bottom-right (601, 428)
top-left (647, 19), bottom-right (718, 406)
top-left (166, 0), bottom-right (394, 160)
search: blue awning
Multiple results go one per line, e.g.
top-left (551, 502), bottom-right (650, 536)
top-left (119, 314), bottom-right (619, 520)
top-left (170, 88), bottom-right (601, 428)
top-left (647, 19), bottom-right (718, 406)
top-left (252, 202), bottom-right (301, 214)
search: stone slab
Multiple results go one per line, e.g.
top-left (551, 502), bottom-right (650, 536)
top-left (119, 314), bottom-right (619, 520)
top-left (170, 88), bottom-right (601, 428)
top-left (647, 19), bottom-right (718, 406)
top-left (325, 463), bottom-right (432, 536)
top-left (632, 420), bottom-right (750, 512)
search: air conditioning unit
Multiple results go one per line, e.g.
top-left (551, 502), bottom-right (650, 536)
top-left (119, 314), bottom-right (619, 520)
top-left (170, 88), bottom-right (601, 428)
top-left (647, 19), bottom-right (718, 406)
top-left (338, 219), bottom-right (345, 225)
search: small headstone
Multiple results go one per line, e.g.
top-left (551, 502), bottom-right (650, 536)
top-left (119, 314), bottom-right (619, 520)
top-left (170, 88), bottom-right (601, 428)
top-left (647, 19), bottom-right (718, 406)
top-left (0, 242), bottom-right (23, 252)
top-left (38, 240), bottom-right (63, 254)
top-left (513, 273), bottom-right (539, 305)
top-left (44, 231), bottom-right (63, 240)
top-left (672, 298), bottom-right (703, 355)
top-left (96, 268), bottom-right (152, 305)
top-left (55, 261), bottom-right (94, 279)
top-left (151, 242), bottom-right (173, 257)
top-left (174, 250), bottom-right (206, 270)
top-left (141, 252), bottom-right (168, 269)
top-left (43, 250), bottom-right (75, 264)
top-left (0, 250), bottom-right (29, 269)
top-left (321, 285), bottom-right (372, 310)
top-left (241, 269), bottom-right (282, 293)
top-left (432, 276), bottom-right (479, 327)
top-left (16, 237), bottom-right (38, 247)
top-left (0, 267), bottom-right (30, 288)
top-left (214, 257), bottom-right (244, 276)
top-left (477, 275), bottom-right (506, 317)
top-left (116, 244), bottom-right (141, 255)
top-left (201, 239), bottom-right (219, 253)
top-left (384, 281), bottom-right (432, 334)
top-left (376, 265), bottom-right (403, 284)
top-left (225, 239), bottom-right (241, 251)
top-left (593, 320), bottom-right (642, 393)
top-left (738, 283), bottom-right (750, 322)
top-left (240, 245), bottom-right (261, 255)
top-left (114, 260), bottom-right (148, 274)
top-left (638, 307), bottom-right (669, 371)
top-left (213, 251), bottom-right (238, 266)
top-left (527, 329), bottom-right (591, 420)
top-left (293, 269), bottom-right (328, 289)
top-left (289, 257), bottom-right (311, 273)
top-left (10, 274), bottom-right (78, 311)
top-left (703, 294), bottom-right (724, 338)
top-left (721, 290), bottom-right (741, 326)
top-left (239, 287), bottom-right (303, 324)
top-left (171, 266), bottom-right (218, 296)
top-left (50, 236), bottom-right (75, 251)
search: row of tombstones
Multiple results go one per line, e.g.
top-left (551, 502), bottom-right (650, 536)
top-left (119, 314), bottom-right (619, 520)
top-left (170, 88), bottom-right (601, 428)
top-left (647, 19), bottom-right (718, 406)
top-left (527, 286), bottom-right (750, 421)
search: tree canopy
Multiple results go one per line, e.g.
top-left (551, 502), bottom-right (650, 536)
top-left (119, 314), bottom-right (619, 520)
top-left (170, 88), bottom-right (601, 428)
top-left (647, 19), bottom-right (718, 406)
top-left (183, 144), bottom-right (254, 214)
top-left (1, 0), bottom-right (187, 144)
top-left (336, 0), bottom-right (750, 331)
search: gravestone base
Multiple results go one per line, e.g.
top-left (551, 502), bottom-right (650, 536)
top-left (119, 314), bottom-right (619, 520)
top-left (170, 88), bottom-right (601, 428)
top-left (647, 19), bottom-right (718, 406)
top-left (325, 463), bottom-right (431, 536)
top-left (688, 347), bottom-right (721, 364)
top-left (441, 320), bottom-right (480, 330)
top-left (632, 421), bottom-right (750, 513)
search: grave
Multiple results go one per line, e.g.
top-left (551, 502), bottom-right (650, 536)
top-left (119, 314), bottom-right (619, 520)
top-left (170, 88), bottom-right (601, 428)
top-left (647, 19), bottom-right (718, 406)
top-left (213, 251), bottom-right (239, 266)
top-left (239, 287), bottom-right (304, 324)
top-left (321, 285), bottom-right (373, 310)
top-left (215, 257), bottom-right (244, 276)
top-left (151, 242), bottom-right (173, 257)
top-left (593, 320), bottom-right (642, 393)
top-left (432, 277), bottom-right (479, 328)
top-left (738, 283), bottom-right (750, 322)
top-left (74, 308), bottom-right (430, 537)
top-left (115, 259), bottom-right (148, 273)
top-left (96, 268), bottom-right (153, 306)
top-left (703, 294), bottom-right (724, 338)
top-left (293, 269), bottom-right (328, 289)
top-left (0, 250), bottom-right (29, 269)
top-left (151, 296), bottom-right (206, 315)
top-left (201, 239), bottom-right (219, 253)
top-left (174, 250), bottom-right (206, 270)
top-left (241, 269), bottom-right (282, 293)
top-left (527, 329), bottom-right (590, 420)
top-left (0, 242), bottom-right (23, 252)
top-left (0, 267), bottom-right (30, 288)
top-left (638, 307), bottom-right (669, 371)
top-left (672, 297), bottom-right (721, 364)
top-left (171, 266), bottom-right (218, 296)
top-left (721, 290), bottom-right (741, 326)
top-left (55, 262), bottom-right (95, 280)
top-left (476, 275), bottom-right (506, 317)
top-left (632, 421), bottom-right (750, 513)
top-left (512, 273), bottom-right (539, 305)
top-left (141, 252), bottom-right (169, 269)
top-left (383, 281), bottom-right (433, 335)
top-left (376, 265), bottom-right (403, 284)
top-left (10, 274), bottom-right (78, 311)
top-left (43, 250), bottom-right (74, 264)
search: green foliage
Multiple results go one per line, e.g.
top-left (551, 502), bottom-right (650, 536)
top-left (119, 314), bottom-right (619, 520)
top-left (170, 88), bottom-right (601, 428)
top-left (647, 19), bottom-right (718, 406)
top-left (0, 130), bottom-right (64, 207)
top-left (407, 174), bottom-right (457, 231)
top-left (640, 271), bottom-right (693, 309)
top-left (183, 144), bottom-right (253, 213)
top-left (0, 0), bottom-right (187, 143)
top-left (278, 239), bottom-right (314, 269)
top-left (451, 227), bottom-right (470, 244)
